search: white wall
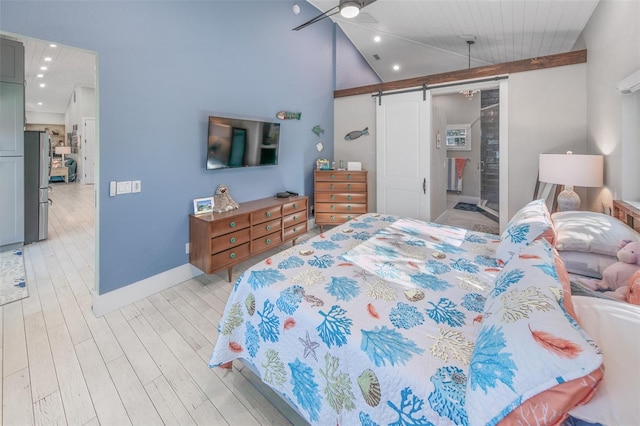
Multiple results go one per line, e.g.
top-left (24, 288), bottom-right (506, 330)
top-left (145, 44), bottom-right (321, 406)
top-left (507, 63), bottom-right (587, 218)
top-left (25, 111), bottom-right (65, 125)
top-left (333, 94), bottom-right (377, 212)
top-left (65, 86), bottom-right (96, 183)
top-left (581, 0), bottom-right (640, 210)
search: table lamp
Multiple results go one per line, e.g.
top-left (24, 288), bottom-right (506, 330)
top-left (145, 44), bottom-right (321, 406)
top-left (539, 151), bottom-right (603, 211)
top-left (55, 146), bottom-right (71, 165)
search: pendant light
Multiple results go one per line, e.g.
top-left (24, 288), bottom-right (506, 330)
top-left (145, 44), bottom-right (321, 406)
top-left (460, 40), bottom-right (480, 100)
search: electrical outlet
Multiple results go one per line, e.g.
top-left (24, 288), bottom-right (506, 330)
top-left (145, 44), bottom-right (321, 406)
top-left (132, 180), bottom-right (141, 193)
top-left (185, 243), bottom-right (190, 254)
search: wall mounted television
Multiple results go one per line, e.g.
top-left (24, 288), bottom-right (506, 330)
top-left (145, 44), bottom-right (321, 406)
top-left (206, 115), bottom-right (281, 170)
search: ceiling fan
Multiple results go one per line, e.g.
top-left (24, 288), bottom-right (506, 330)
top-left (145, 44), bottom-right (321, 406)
top-left (293, 0), bottom-right (377, 31)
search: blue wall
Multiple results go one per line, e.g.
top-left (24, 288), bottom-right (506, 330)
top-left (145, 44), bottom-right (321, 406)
top-left (1, 1), bottom-right (374, 294)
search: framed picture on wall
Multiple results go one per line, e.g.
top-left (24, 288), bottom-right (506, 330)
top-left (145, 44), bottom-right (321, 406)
top-left (193, 197), bottom-right (215, 215)
top-left (445, 124), bottom-right (471, 151)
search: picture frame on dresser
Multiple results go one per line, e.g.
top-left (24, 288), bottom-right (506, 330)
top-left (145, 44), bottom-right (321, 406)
top-left (193, 197), bottom-right (214, 215)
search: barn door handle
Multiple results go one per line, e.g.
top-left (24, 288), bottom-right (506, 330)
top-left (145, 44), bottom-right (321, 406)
top-left (423, 178), bottom-right (426, 194)
top-left (479, 161), bottom-right (485, 172)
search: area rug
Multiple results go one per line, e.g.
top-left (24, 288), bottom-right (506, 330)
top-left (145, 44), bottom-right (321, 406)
top-left (453, 202), bottom-right (479, 212)
top-left (0, 247), bottom-right (28, 306)
top-left (472, 223), bottom-right (500, 235)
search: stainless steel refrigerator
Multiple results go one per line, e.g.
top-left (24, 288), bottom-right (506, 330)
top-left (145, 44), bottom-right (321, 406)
top-left (24, 131), bottom-right (50, 244)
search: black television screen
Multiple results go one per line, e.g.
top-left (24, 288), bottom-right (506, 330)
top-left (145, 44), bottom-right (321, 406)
top-left (207, 115), bottom-right (280, 170)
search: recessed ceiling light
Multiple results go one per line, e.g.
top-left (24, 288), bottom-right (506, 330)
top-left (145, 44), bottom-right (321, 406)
top-left (44, 57), bottom-right (52, 62)
top-left (374, 36), bottom-right (381, 42)
top-left (49, 44), bottom-right (57, 48)
top-left (393, 64), bottom-right (400, 71)
top-left (37, 102), bottom-right (43, 106)
top-left (40, 66), bottom-right (47, 71)
top-left (39, 83), bottom-right (46, 88)
top-left (37, 74), bottom-right (43, 78)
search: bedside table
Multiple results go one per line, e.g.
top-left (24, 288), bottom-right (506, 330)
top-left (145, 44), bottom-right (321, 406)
top-left (50, 166), bottom-right (69, 183)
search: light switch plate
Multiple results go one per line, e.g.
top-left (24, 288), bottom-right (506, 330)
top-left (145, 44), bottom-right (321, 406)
top-left (116, 181), bottom-right (132, 194)
top-left (132, 180), bottom-right (141, 193)
top-left (109, 181), bottom-right (116, 197)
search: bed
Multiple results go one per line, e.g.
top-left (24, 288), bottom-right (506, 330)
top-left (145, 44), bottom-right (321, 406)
top-left (209, 199), bottom-right (611, 425)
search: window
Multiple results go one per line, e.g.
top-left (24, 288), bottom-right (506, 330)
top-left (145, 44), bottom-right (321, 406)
top-left (446, 124), bottom-right (471, 151)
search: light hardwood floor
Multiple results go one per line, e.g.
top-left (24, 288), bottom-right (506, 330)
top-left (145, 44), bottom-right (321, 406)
top-left (3, 182), bottom-right (309, 425)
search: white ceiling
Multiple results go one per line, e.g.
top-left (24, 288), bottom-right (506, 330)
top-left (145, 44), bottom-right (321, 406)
top-left (14, 0), bottom-right (600, 115)
top-left (306, 0), bottom-right (600, 82)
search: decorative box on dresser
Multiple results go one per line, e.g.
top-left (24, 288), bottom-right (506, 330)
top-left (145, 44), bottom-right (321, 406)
top-left (314, 169), bottom-right (368, 232)
top-left (189, 196), bottom-right (308, 281)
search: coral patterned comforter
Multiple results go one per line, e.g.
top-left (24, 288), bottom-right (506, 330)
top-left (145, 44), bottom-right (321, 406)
top-left (209, 213), bottom-right (602, 425)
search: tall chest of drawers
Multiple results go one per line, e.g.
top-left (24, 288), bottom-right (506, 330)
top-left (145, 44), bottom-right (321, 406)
top-left (314, 170), bottom-right (368, 232)
top-left (189, 196), bottom-right (308, 281)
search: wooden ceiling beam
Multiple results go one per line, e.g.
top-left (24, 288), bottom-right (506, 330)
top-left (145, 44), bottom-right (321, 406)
top-left (334, 49), bottom-right (587, 98)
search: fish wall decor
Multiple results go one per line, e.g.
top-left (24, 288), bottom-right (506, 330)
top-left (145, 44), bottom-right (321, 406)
top-left (344, 127), bottom-right (369, 141)
top-left (276, 111), bottom-right (302, 120)
top-left (312, 125), bottom-right (324, 136)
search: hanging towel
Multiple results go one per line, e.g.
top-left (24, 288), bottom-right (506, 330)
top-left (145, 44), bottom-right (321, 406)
top-left (455, 157), bottom-right (466, 179)
top-left (447, 158), bottom-right (464, 192)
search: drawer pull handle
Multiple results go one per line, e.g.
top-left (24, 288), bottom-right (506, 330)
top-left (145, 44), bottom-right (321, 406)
top-left (266, 225), bottom-right (271, 231)
top-left (347, 205), bottom-right (351, 211)
top-left (230, 252), bottom-right (236, 259)
top-left (330, 184), bottom-right (334, 189)
top-left (330, 174), bottom-right (335, 179)
top-left (230, 221), bottom-right (236, 228)
top-left (293, 227), bottom-right (298, 232)
top-left (293, 215), bottom-right (298, 221)
top-left (347, 174), bottom-right (352, 179)
top-left (330, 195), bottom-right (335, 200)
top-left (347, 184), bottom-right (352, 189)
top-left (330, 216), bottom-right (335, 221)
top-left (294, 203), bottom-right (298, 209)
top-left (266, 212), bottom-right (271, 218)
top-left (347, 195), bottom-right (352, 201)
top-left (330, 205), bottom-right (335, 210)
top-left (347, 216), bottom-right (352, 220)
top-left (266, 239), bottom-right (271, 244)
top-left (230, 237), bottom-right (236, 243)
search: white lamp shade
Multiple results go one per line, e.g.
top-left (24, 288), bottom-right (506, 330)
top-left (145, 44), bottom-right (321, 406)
top-left (55, 146), bottom-right (71, 155)
top-left (539, 153), bottom-right (603, 187)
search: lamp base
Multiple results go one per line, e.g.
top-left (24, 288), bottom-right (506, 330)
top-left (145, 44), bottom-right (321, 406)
top-left (557, 187), bottom-right (580, 211)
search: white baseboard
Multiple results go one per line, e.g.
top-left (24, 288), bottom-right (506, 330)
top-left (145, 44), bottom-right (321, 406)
top-left (448, 194), bottom-right (481, 205)
top-left (91, 263), bottom-right (202, 317)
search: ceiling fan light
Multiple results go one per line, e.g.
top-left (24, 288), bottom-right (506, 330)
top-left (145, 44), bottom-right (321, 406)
top-left (340, 1), bottom-right (360, 18)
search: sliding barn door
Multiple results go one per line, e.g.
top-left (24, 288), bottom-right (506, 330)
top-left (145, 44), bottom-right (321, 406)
top-left (376, 91), bottom-right (431, 220)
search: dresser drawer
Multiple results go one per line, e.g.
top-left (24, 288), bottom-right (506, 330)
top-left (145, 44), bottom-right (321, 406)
top-left (283, 211), bottom-right (306, 228)
top-left (284, 222), bottom-right (307, 241)
top-left (252, 218), bottom-right (282, 239)
top-left (251, 206), bottom-right (282, 225)
top-left (210, 242), bottom-right (250, 269)
top-left (315, 213), bottom-right (358, 224)
top-left (210, 214), bottom-right (251, 237)
top-left (315, 171), bottom-right (366, 182)
top-left (315, 193), bottom-right (367, 203)
top-left (283, 198), bottom-right (307, 215)
top-left (252, 231), bottom-right (282, 252)
top-left (211, 228), bottom-right (251, 254)
top-left (315, 203), bottom-right (367, 214)
top-left (315, 182), bottom-right (367, 192)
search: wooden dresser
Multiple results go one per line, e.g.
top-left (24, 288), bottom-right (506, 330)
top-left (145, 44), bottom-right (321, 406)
top-left (613, 200), bottom-right (640, 232)
top-left (189, 196), bottom-right (308, 281)
top-left (314, 169), bottom-right (368, 232)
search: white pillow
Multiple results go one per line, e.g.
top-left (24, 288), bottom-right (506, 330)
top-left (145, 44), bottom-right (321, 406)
top-left (552, 211), bottom-right (640, 257)
top-left (569, 296), bottom-right (640, 424)
top-left (558, 251), bottom-right (618, 279)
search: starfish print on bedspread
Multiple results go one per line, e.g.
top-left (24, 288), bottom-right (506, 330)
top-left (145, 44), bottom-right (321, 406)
top-left (299, 330), bottom-right (321, 361)
top-left (353, 269), bottom-right (374, 281)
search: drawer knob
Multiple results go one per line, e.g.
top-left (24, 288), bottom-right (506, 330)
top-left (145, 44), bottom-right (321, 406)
top-left (330, 174), bottom-right (335, 179)
top-left (330, 205), bottom-right (335, 210)
top-left (266, 225), bottom-right (271, 231)
top-left (294, 227), bottom-right (298, 232)
top-left (294, 203), bottom-right (298, 209)
top-left (266, 238), bottom-right (271, 244)
top-left (347, 184), bottom-right (352, 189)
top-left (230, 252), bottom-right (236, 259)
top-left (330, 195), bottom-right (335, 200)
top-left (230, 237), bottom-right (236, 243)
top-left (347, 205), bottom-right (351, 211)
top-left (293, 215), bottom-right (298, 221)
top-left (347, 174), bottom-right (352, 179)
top-left (347, 216), bottom-right (352, 220)
top-left (230, 221), bottom-right (236, 228)
top-left (347, 195), bottom-right (351, 201)
top-left (266, 212), bottom-right (271, 218)
top-left (330, 216), bottom-right (335, 221)
top-left (330, 184), bottom-right (334, 189)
